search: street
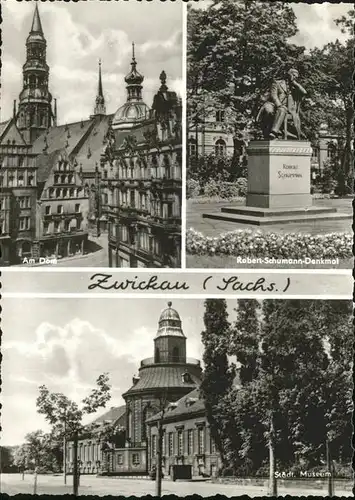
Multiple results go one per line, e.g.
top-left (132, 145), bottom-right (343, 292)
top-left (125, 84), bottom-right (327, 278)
top-left (0, 474), bottom-right (352, 497)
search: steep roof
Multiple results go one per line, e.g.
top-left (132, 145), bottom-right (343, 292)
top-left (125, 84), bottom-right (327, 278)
top-left (88, 405), bottom-right (126, 428)
top-left (32, 119), bottom-right (94, 156)
top-left (147, 388), bottom-right (205, 424)
top-left (73, 114), bottom-right (112, 172)
top-left (123, 364), bottom-right (201, 397)
top-left (0, 119), bottom-right (27, 146)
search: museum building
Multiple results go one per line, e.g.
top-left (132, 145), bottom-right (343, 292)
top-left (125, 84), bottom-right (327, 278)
top-left (65, 303), bottom-right (222, 478)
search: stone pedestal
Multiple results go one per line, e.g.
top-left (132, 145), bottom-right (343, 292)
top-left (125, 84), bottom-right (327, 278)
top-left (202, 140), bottom-right (351, 226)
top-left (246, 140), bottom-right (312, 209)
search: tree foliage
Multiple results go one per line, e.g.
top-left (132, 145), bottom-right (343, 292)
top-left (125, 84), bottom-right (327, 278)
top-left (13, 430), bottom-right (62, 472)
top-left (201, 299), bottom-right (353, 475)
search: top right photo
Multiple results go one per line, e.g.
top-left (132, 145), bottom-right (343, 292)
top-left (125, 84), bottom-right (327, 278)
top-left (186, 1), bottom-right (353, 269)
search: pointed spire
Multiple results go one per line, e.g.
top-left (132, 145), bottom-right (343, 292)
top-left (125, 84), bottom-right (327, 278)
top-left (31, 4), bottom-right (44, 34)
top-left (98, 59), bottom-right (103, 97)
top-left (93, 59), bottom-right (106, 116)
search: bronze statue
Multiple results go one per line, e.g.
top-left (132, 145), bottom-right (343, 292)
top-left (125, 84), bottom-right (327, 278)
top-left (256, 68), bottom-right (307, 140)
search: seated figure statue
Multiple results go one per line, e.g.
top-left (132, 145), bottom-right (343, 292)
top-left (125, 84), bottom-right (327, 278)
top-left (256, 68), bottom-right (307, 140)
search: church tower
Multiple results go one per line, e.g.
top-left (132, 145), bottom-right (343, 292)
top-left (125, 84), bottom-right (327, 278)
top-left (92, 60), bottom-right (106, 117)
top-left (17, 4), bottom-right (53, 144)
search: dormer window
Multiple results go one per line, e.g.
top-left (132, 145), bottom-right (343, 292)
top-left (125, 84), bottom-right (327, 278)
top-left (182, 372), bottom-right (192, 384)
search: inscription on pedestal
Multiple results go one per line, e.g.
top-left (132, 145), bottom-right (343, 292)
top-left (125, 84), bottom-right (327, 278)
top-left (278, 164), bottom-right (303, 179)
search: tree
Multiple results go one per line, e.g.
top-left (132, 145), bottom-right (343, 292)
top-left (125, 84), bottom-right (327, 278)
top-left (200, 299), bottom-right (235, 468)
top-left (187, 1), bottom-right (304, 145)
top-left (36, 373), bottom-right (111, 496)
top-left (201, 299), bottom-right (353, 492)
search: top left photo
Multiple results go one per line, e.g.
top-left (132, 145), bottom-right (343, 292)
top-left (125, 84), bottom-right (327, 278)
top-left (0, 0), bottom-right (183, 268)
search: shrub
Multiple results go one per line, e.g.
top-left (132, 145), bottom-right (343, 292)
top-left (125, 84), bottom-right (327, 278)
top-left (186, 228), bottom-right (352, 259)
top-left (204, 180), bottom-right (246, 199)
top-left (187, 178), bottom-right (200, 198)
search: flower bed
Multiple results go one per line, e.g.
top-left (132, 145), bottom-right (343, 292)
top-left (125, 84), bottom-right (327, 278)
top-left (186, 228), bottom-right (352, 259)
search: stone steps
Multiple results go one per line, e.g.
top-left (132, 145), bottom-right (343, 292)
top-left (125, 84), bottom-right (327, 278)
top-left (220, 206), bottom-right (337, 217)
top-left (202, 210), bottom-right (352, 226)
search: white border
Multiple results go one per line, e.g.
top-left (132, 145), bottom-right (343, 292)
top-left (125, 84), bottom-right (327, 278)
top-left (180, 1), bottom-right (187, 269)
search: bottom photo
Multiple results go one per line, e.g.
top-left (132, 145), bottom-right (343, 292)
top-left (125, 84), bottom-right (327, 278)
top-left (1, 298), bottom-right (353, 497)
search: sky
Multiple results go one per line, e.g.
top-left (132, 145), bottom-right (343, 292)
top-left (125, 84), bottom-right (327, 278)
top-left (0, 298), bottom-right (242, 446)
top-left (1, 0), bottom-right (183, 124)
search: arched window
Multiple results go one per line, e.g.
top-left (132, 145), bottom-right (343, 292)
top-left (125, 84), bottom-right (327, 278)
top-left (155, 347), bottom-right (160, 363)
top-left (188, 138), bottom-right (197, 158)
top-left (216, 110), bottom-right (225, 123)
top-left (215, 139), bottom-right (226, 156)
top-left (172, 346), bottom-right (179, 362)
top-left (327, 143), bottom-right (337, 159)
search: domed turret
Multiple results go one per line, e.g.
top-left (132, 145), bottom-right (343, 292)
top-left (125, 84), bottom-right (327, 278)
top-left (154, 302), bottom-right (186, 363)
top-left (112, 42), bottom-right (150, 130)
top-left (156, 301), bottom-right (185, 338)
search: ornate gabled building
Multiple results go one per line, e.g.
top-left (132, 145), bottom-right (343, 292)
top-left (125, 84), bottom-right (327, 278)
top-left (0, 119), bottom-right (38, 264)
top-left (0, 4), bottom-right (182, 267)
top-left (100, 50), bottom-right (182, 268)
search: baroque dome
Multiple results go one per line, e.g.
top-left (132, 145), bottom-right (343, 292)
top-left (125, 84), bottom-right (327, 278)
top-left (112, 101), bottom-right (150, 130)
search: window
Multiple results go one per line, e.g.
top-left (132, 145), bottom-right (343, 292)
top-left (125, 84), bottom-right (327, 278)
top-left (216, 110), bottom-right (225, 122)
top-left (132, 453), bottom-right (140, 466)
top-left (64, 220), bottom-right (70, 232)
top-left (152, 435), bottom-right (157, 457)
top-left (172, 347), bottom-right (179, 362)
top-left (187, 430), bottom-right (193, 456)
top-left (75, 203), bottom-right (80, 213)
top-left (19, 197), bottom-right (30, 209)
top-left (19, 217), bottom-right (30, 231)
top-left (45, 205), bottom-right (51, 215)
top-left (130, 190), bottom-right (135, 208)
top-left (177, 430), bottom-right (183, 456)
top-left (188, 138), bottom-right (197, 158)
top-left (327, 143), bottom-right (337, 159)
top-left (28, 175), bottom-right (34, 186)
top-left (215, 139), bottom-right (226, 156)
top-left (197, 427), bottom-right (205, 454)
top-left (8, 175), bottom-right (14, 187)
top-left (117, 455), bottom-right (123, 466)
top-left (18, 174), bottom-right (24, 187)
top-left (43, 222), bottom-right (50, 234)
top-left (57, 205), bottom-right (63, 214)
top-left (54, 221), bottom-right (60, 233)
top-left (168, 433), bottom-right (174, 456)
top-left (211, 437), bottom-right (217, 454)
top-left (121, 226), bottom-right (128, 242)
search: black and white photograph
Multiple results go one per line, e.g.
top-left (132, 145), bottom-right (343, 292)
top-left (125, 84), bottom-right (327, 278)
top-left (1, 297), bottom-right (353, 497)
top-left (0, 1), bottom-right (182, 268)
top-left (186, 1), bottom-right (353, 269)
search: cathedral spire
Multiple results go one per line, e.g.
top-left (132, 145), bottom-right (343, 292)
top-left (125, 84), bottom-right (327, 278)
top-left (31, 3), bottom-right (44, 35)
top-left (93, 59), bottom-right (106, 116)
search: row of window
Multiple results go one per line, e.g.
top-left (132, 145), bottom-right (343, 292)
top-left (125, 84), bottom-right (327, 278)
top-left (3, 174), bottom-right (35, 187)
top-left (102, 164), bottom-right (181, 182)
top-left (54, 174), bottom-right (76, 185)
top-left (103, 191), bottom-right (177, 219)
top-left (116, 453), bottom-right (141, 466)
top-left (43, 218), bottom-right (82, 234)
top-left (46, 187), bottom-right (84, 199)
top-left (67, 442), bottom-right (101, 463)
top-left (45, 204), bottom-right (81, 215)
top-left (151, 427), bottom-right (215, 458)
top-left (188, 138), bottom-right (227, 157)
